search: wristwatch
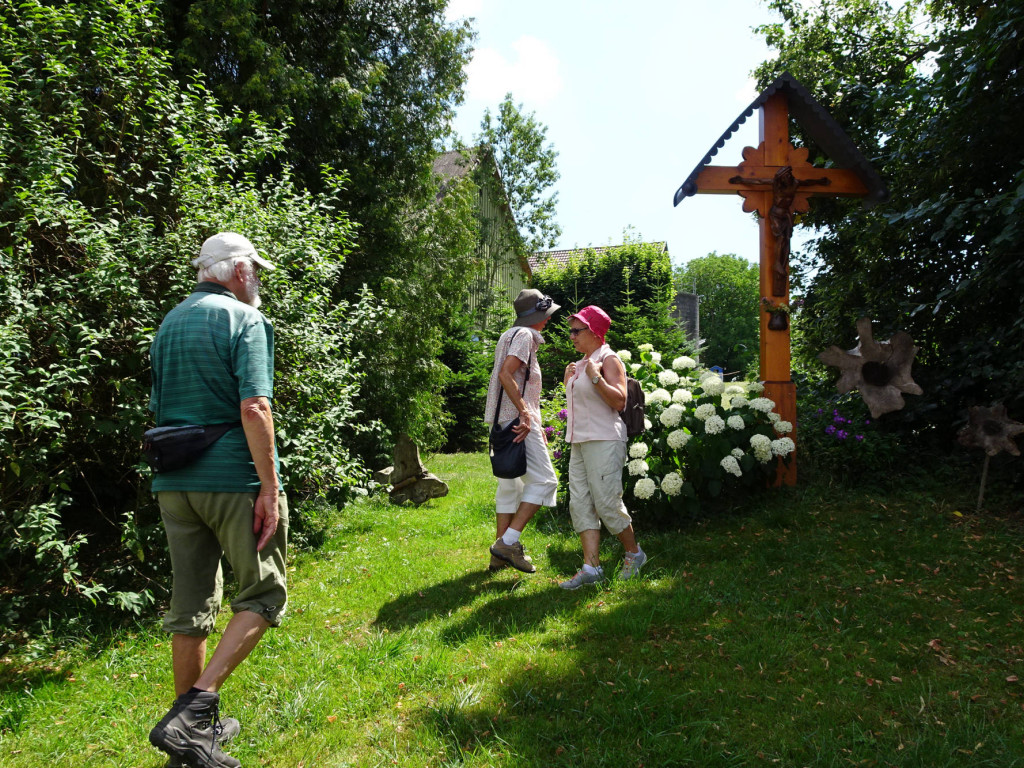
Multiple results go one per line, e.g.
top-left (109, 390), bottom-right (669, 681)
top-left (591, 374), bottom-right (602, 385)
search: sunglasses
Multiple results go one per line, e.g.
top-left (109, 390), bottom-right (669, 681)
top-left (568, 327), bottom-right (587, 337)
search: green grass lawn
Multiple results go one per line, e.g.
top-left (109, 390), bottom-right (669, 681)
top-left (2, 452), bottom-right (1023, 767)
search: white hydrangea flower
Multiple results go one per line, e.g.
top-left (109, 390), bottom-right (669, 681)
top-left (650, 351), bottom-right (662, 365)
top-left (657, 369), bottom-right (680, 387)
top-left (638, 343), bottom-right (654, 352)
top-left (748, 381), bottom-right (765, 394)
top-left (775, 420), bottom-right (793, 434)
top-left (667, 429), bottom-right (691, 450)
top-left (724, 383), bottom-right (746, 395)
top-left (768, 411), bottom-right (781, 423)
top-left (694, 403), bottom-right (717, 421)
top-left (750, 434), bottom-right (773, 463)
top-left (628, 458), bottom-right (650, 476)
top-left (726, 395), bottom-right (747, 408)
top-left (749, 433), bottom-right (771, 450)
top-left (771, 437), bottom-right (796, 456)
top-left (644, 417), bottom-right (652, 430)
top-left (672, 356), bottom-right (697, 371)
top-left (647, 388), bottom-right (671, 405)
top-left (704, 415), bottom-right (725, 435)
top-left (629, 442), bottom-right (649, 458)
top-left (630, 363), bottom-right (641, 374)
top-left (700, 376), bottom-right (724, 396)
top-left (720, 455), bottom-right (742, 477)
top-left (731, 448), bottom-right (744, 458)
top-left (660, 471), bottom-right (684, 496)
top-left (660, 404), bottom-right (683, 427)
top-left (672, 388), bottom-right (694, 404)
top-left (618, 350), bottom-right (632, 362)
top-left (634, 477), bottom-right (657, 499)
top-left (727, 415), bottom-right (745, 430)
top-left (749, 397), bottom-right (776, 413)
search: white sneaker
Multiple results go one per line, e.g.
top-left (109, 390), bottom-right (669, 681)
top-left (559, 567), bottom-right (605, 590)
top-left (618, 550), bottom-right (647, 580)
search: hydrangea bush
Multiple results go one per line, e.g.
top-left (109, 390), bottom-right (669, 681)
top-left (543, 345), bottom-right (794, 516)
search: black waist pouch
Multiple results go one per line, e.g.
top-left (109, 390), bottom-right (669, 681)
top-left (143, 422), bottom-right (240, 473)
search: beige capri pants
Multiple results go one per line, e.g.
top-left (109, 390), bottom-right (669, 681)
top-left (567, 440), bottom-right (632, 535)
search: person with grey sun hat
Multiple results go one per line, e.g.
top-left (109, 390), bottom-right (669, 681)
top-left (484, 288), bottom-right (561, 573)
top-left (148, 231), bottom-right (287, 768)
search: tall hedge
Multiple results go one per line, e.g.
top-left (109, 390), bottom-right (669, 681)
top-left (530, 239), bottom-right (687, 385)
top-left (0, 0), bottom-right (381, 637)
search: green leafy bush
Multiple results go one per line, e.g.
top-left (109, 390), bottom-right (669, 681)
top-left (531, 237), bottom-right (687, 388)
top-left (0, 0), bottom-right (382, 639)
top-left (795, 379), bottom-right (908, 486)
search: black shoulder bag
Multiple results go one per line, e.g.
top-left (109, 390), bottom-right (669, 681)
top-left (143, 422), bottom-right (241, 473)
top-left (489, 331), bottom-right (532, 479)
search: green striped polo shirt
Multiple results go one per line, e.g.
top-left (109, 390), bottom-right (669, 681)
top-left (149, 282), bottom-right (280, 492)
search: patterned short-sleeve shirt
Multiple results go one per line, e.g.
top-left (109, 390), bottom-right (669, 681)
top-left (484, 326), bottom-right (545, 424)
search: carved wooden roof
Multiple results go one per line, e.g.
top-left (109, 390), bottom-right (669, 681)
top-left (673, 71), bottom-right (889, 208)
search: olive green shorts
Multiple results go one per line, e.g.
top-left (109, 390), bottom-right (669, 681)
top-left (158, 490), bottom-right (288, 637)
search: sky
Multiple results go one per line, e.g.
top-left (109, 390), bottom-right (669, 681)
top-left (445, 0), bottom-right (808, 268)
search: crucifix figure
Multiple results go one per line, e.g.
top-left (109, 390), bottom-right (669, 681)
top-left (728, 166), bottom-right (830, 295)
top-left (672, 72), bottom-right (887, 485)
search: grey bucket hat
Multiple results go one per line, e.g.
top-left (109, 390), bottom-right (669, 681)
top-left (513, 288), bottom-right (560, 326)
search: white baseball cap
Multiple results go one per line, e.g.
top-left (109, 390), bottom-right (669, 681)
top-left (191, 232), bottom-right (276, 271)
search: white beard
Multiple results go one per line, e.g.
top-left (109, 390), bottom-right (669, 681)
top-left (241, 271), bottom-right (262, 309)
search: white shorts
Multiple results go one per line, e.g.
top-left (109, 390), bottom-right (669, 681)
top-left (567, 440), bottom-right (631, 535)
top-left (494, 409), bottom-right (558, 514)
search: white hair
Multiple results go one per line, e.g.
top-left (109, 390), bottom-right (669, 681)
top-left (198, 255), bottom-right (248, 283)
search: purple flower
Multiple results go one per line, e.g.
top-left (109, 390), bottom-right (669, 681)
top-left (553, 450), bottom-right (562, 459)
top-left (825, 425), bottom-right (836, 435)
top-left (557, 409), bottom-right (567, 421)
top-left (855, 434), bottom-right (864, 441)
top-left (864, 419), bottom-right (871, 426)
top-left (837, 430), bottom-right (848, 440)
top-left (545, 426), bottom-right (555, 437)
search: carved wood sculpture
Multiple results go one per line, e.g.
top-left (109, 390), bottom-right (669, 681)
top-left (817, 317), bottom-right (922, 419)
top-left (956, 404), bottom-right (1024, 510)
top-left (387, 434), bottom-right (449, 506)
top-left (673, 72), bottom-right (888, 485)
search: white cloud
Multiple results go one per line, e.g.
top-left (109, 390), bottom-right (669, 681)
top-left (465, 36), bottom-right (563, 105)
top-left (445, 0), bottom-right (482, 21)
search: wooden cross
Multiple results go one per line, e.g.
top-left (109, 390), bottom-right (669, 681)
top-left (680, 86), bottom-right (875, 485)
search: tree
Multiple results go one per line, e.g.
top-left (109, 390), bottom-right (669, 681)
top-left (0, 0), bottom-right (378, 633)
top-left (161, 0), bottom-right (480, 453)
top-left (754, 0), bottom-right (1024, 445)
top-left (675, 253), bottom-right (760, 376)
top-left (475, 93), bottom-right (561, 252)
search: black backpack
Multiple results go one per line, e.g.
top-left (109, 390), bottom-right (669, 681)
top-left (619, 377), bottom-right (646, 437)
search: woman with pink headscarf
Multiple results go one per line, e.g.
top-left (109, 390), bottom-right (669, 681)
top-left (559, 305), bottom-right (647, 589)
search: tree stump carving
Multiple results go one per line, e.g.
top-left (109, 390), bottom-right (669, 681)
top-left (385, 434), bottom-right (449, 506)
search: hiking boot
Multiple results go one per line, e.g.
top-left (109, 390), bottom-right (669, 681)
top-left (149, 689), bottom-right (240, 768)
top-left (559, 567), bottom-right (605, 590)
top-left (489, 539), bottom-right (536, 573)
top-left (487, 553), bottom-right (509, 572)
top-left (164, 710), bottom-right (240, 768)
top-left (618, 550), bottom-right (647, 581)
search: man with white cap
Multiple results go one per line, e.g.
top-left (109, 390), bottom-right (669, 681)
top-left (147, 232), bottom-right (287, 768)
